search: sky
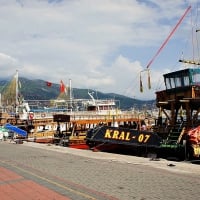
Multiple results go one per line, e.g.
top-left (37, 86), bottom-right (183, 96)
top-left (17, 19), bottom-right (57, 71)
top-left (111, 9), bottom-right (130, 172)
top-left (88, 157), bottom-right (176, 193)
top-left (0, 0), bottom-right (200, 100)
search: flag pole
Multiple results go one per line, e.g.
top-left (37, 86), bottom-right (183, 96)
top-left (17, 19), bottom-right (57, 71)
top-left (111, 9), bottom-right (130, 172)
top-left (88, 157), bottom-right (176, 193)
top-left (15, 70), bottom-right (19, 113)
top-left (69, 79), bottom-right (72, 111)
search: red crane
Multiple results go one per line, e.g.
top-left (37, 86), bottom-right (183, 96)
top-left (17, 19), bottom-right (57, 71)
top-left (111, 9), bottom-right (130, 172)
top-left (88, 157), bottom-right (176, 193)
top-left (146, 6), bottom-right (191, 69)
top-left (140, 5), bottom-right (191, 92)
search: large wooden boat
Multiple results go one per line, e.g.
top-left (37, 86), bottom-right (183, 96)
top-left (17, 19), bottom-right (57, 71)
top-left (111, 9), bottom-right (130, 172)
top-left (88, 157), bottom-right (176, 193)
top-left (86, 68), bottom-right (200, 160)
top-left (85, 7), bottom-right (200, 160)
top-left (51, 110), bottom-right (151, 149)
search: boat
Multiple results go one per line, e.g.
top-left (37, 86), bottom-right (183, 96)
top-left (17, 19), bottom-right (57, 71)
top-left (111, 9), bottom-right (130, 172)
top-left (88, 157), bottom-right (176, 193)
top-left (51, 108), bottom-right (151, 149)
top-left (85, 68), bottom-right (200, 159)
top-left (0, 70), bottom-right (34, 126)
top-left (85, 6), bottom-right (200, 160)
top-left (0, 71), bottom-right (151, 146)
top-left (0, 75), bottom-right (145, 145)
top-left (48, 85), bottom-right (155, 149)
top-left (84, 91), bottom-right (121, 115)
top-left (27, 89), bottom-right (125, 144)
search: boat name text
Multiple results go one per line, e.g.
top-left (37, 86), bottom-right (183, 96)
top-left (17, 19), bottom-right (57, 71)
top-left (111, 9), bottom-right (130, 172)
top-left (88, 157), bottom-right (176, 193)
top-left (104, 129), bottom-right (151, 143)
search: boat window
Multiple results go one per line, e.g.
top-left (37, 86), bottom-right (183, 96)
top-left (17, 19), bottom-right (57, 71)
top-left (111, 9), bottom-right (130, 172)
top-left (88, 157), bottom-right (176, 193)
top-left (87, 106), bottom-right (96, 111)
top-left (175, 77), bottom-right (182, 87)
top-left (104, 106), bottom-right (108, 110)
top-left (174, 76), bottom-right (191, 87)
top-left (164, 68), bottom-right (200, 89)
top-left (166, 76), bottom-right (190, 89)
top-left (165, 78), bottom-right (171, 89)
top-left (170, 77), bottom-right (175, 88)
top-left (99, 106), bottom-right (103, 110)
top-left (192, 73), bottom-right (200, 84)
top-left (183, 76), bottom-right (190, 86)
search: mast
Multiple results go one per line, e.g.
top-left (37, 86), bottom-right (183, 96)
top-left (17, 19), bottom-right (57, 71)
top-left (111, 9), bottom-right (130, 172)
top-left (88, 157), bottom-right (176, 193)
top-left (15, 70), bottom-right (19, 113)
top-left (69, 79), bottom-right (72, 111)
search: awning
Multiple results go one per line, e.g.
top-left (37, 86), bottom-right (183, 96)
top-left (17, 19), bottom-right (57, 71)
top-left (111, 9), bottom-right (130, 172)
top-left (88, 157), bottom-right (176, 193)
top-left (4, 123), bottom-right (27, 137)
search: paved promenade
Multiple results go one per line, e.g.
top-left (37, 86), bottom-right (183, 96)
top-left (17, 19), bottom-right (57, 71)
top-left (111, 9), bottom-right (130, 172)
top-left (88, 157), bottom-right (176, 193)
top-left (0, 141), bottom-right (200, 199)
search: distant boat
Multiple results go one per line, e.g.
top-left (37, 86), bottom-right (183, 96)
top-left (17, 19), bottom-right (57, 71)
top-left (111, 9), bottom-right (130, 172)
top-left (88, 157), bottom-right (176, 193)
top-left (83, 91), bottom-right (121, 115)
top-left (0, 70), bottom-right (32, 121)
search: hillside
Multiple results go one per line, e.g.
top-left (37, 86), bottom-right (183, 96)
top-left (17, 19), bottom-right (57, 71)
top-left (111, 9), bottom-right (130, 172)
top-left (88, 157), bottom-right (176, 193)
top-left (0, 77), bottom-right (155, 110)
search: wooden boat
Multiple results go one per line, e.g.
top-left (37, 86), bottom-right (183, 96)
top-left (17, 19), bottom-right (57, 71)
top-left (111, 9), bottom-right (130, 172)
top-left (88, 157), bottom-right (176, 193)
top-left (85, 6), bottom-right (200, 160)
top-left (51, 110), bottom-right (150, 149)
top-left (0, 70), bottom-right (153, 149)
top-left (0, 73), bottom-right (138, 144)
top-left (86, 67), bottom-right (200, 159)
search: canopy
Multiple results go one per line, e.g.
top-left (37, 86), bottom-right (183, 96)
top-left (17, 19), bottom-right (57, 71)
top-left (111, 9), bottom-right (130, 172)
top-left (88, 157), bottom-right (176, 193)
top-left (4, 123), bottom-right (27, 137)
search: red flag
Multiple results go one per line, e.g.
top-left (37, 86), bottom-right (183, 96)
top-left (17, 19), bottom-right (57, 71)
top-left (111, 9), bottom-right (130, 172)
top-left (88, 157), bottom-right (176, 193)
top-left (60, 80), bottom-right (66, 93)
top-left (46, 81), bottom-right (52, 87)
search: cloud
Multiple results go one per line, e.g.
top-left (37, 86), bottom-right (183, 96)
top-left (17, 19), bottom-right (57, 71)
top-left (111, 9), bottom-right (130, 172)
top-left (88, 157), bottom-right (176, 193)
top-left (0, 53), bottom-right (19, 77)
top-left (0, 0), bottom-right (199, 100)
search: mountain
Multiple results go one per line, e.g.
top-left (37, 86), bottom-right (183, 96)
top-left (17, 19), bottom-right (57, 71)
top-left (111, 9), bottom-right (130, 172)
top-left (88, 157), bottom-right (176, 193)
top-left (0, 77), bottom-right (155, 110)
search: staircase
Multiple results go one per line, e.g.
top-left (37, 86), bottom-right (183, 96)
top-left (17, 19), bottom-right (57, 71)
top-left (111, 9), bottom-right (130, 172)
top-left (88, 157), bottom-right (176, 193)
top-left (161, 122), bottom-right (185, 148)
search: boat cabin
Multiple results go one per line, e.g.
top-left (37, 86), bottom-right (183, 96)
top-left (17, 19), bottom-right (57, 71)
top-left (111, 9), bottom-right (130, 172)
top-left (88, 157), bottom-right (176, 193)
top-left (87, 99), bottom-right (116, 111)
top-left (156, 68), bottom-right (200, 127)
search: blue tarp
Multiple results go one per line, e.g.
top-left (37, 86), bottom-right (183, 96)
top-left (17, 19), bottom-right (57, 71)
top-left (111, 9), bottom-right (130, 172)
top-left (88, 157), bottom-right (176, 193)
top-left (4, 123), bottom-right (27, 137)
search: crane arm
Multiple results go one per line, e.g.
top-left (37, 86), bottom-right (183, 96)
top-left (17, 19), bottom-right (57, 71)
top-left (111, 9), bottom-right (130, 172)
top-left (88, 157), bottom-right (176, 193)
top-left (146, 5), bottom-right (191, 69)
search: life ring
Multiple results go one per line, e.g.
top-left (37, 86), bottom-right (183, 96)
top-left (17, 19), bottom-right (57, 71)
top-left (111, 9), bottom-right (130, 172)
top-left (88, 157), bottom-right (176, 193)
top-left (29, 113), bottom-right (34, 120)
top-left (41, 113), bottom-right (46, 118)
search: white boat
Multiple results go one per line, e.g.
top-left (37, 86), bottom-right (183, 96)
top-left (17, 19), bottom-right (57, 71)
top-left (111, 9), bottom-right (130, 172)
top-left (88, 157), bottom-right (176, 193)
top-left (83, 91), bottom-right (121, 115)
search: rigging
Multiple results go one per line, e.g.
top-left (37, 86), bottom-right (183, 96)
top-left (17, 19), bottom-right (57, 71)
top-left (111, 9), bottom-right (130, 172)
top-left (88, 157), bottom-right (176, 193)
top-left (140, 6), bottom-right (191, 92)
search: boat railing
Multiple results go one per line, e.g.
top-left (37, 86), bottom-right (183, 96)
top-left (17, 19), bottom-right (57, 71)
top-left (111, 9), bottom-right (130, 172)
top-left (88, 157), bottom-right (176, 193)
top-left (29, 110), bottom-right (145, 121)
top-left (156, 85), bottom-right (200, 101)
top-left (1, 108), bottom-right (151, 125)
top-left (68, 111), bottom-right (147, 121)
top-left (156, 91), bottom-right (167, 102)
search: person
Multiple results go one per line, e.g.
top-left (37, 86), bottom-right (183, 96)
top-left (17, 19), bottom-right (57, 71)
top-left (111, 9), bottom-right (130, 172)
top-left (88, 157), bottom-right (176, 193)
top-left (0, 132), bottom-right (3, 141)
top-left (9, 132), bottom-right (16, 143)
top-left (141, 120), bottom-right (147, 130)
top-left (180, 116), bottom-right (184, 122)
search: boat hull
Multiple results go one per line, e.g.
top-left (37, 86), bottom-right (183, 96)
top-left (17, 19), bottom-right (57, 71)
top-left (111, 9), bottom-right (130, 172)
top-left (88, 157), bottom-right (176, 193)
top-left (86, 125), bottom-right (162, 156)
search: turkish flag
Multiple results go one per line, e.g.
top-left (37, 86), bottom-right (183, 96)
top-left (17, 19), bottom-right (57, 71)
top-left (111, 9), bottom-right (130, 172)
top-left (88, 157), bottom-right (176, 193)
top-left (46, 81), bottom-right (52, 87)
top-left (60, 80), bottom-right (66, 93)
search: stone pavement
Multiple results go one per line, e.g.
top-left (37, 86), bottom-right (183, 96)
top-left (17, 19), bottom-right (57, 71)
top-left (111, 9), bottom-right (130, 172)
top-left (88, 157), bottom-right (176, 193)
top-left (0, 166), bottom-right (70, 200)
top-left (0, 141), bottom-right (200, 200)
